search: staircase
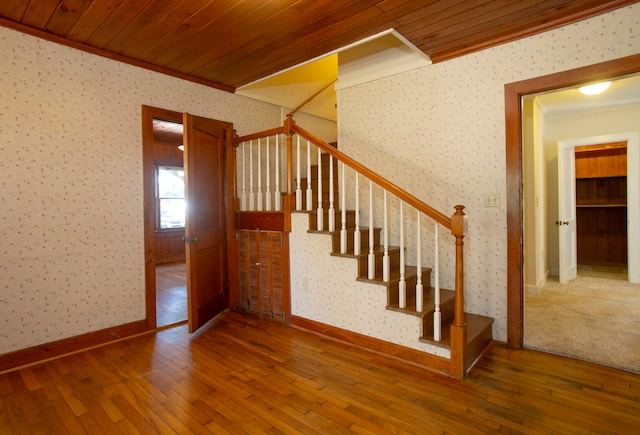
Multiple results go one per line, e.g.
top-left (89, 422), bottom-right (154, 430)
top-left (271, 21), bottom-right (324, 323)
top-left (301, 154), bottom-right (493, 373)
top-left (233, 118), bottom-right (494, 379)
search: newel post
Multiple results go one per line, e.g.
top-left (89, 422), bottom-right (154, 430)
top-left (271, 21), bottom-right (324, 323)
top-left (450, 205), bottom-right (467, 379)
top-left (283, 115), bottom-right (295, 232)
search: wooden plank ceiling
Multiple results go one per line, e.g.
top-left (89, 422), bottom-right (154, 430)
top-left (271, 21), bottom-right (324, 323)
top-left (0, 0), bottom-right (637, 92)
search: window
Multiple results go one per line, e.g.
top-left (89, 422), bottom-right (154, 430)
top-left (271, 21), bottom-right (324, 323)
top-left (156, 166), bottom-right (186, 230)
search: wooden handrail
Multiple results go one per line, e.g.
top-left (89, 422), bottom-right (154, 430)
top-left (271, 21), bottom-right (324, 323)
top-left (234, 127), bottom-right (284, 145)
top-left (287, 78), bottom-right (338, 117)
top-left (290, 122), bottom-right (452, 229)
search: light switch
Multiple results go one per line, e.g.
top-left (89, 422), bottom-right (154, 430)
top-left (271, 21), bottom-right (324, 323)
top-left (484, 193), bottom-right (500, 207)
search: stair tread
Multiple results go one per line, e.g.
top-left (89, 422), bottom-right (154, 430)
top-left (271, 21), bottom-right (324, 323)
top-left (356, 264), bottom-right (433, 285)
top-left (420, 312), bottom-right (494, 347)
top-left (386, 287), bottom-right (455, 316)
top-left (330, 244), bottom-right (399, 258)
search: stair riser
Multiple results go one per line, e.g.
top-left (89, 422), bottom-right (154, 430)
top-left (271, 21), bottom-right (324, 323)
top-left (421, 298), bottom-right (455, 337)
top-left (357, 248), bottom-right (401, 278)
top-left (330, 228), bottom-right (381, 252)
top-left (309, 210), bottom-right (356, 232)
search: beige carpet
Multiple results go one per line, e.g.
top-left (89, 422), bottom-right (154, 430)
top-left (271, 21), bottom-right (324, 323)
top-left (525, 267), bottom-right (640, 373)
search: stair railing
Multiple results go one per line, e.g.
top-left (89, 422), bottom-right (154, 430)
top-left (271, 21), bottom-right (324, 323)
top-left (234, 116), bottom-right (469, 379)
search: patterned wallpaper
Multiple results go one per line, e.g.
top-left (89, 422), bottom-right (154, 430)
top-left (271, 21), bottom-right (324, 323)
top-left (2, 3), bottom-right (639, 357)
top-left (290, 4), bottom-right (640, 343)
top-left (0, 26), bottom-right (280, 354)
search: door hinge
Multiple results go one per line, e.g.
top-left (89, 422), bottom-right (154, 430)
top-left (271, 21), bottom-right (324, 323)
top-left (280, 235), bottom-right (283, 244)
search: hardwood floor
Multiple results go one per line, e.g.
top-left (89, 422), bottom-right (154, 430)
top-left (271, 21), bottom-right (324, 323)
top-left (156, 262), bottom-right (187, 328)
top-left (1, 311), bottom-right (639, 434)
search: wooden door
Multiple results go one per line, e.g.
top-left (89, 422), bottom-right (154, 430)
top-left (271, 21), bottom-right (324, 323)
top-left (183, 113), bottom-right (230, 333)
top-left (557, 141), bottom-right (578, 284)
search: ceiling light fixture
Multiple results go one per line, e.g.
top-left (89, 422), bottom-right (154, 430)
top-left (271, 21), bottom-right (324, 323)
top-left (578, 81), bottom-right (611, 95)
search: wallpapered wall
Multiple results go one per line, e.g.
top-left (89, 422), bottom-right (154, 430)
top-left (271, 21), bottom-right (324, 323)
top-left (291, 4), bottom-right (640, 344)
top-left (0, 26), bottom-right (281, 354)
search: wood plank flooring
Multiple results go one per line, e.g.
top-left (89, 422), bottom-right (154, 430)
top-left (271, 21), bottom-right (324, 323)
top-left (1, 311), bottom-right (639, 434)
top-left (156, 262), bottom-right (187, 328)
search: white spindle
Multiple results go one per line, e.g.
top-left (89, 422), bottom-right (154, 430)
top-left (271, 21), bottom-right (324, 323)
top-left (265, 137), bottom-right (271, 211)
top-left (241, 142), bottom-right (247, 211)
top-left (249, 140), bottom-right (255, 211)
top-left (368, 180), bottom-right (375, 280)
top-left (434, 221), bottom-right (441, 341)
top-left (328, 155), bottom-right (335, 231)
top-left (275, 134), bottom-right (281, 211)
top-left (306, 140), bottom-right (313, 211)
top-left (257, 138), bottom-right (263, 211)
top-left (416, 211), bottom-right (423, 312)
top-left (398, 201), bottom-right (406, 308)
top-left (340, 162), bottom-right (347, 254)
top-left (383, 190), bottom-right (389, 282)
top-left (354, 173), bottom-right (361, 255)
top-left (317, 147), bottom-right (324, 231)
top-left (296, 135), bottom-right (302, 210)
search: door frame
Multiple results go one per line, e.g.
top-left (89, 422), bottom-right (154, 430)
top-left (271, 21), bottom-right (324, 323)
top-left (142, 105), bottom-right (184, 329)
top-left (560, 134), bottom-right (640, 281)
top-left (142, 105), bottom-right (235, 330)
top-left (505, 54), bottom-right (640, 348)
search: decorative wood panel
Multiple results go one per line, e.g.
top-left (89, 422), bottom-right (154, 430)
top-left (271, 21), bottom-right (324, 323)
top-left (235, 230), bottom-right (289, 321)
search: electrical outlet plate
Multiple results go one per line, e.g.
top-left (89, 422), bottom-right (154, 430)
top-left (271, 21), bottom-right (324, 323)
top-left (484, 193), bottom-right (500, 207)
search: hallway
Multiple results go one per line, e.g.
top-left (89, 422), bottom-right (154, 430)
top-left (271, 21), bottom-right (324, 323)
top-left (525, 266), bottom-right (640, 373)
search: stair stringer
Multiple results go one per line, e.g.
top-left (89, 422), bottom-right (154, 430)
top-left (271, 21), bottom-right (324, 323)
top-left (288, 212), bottom-right (451, 359)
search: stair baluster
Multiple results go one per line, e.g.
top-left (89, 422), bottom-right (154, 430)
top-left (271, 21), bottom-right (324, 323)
top-left (328, 155), bottom-right (335, 231)
top-left (340, 162), bottom-right (347, 254)
top-left (275, 134), bottom-right (281, 211)
top-left (416, 211), bottom-right (423, 312)
top-left (241, 142), bottom-right (247, 211)
top-left (383, 190), bottom-right (390, 282)
top-left (368, 180), bottom-right (375, 280)
top-left (354, 173), bottom-right (361, 255)
top-left (317, 146), bottom-right (324, 231)
top-left (306, 140), bottom-right (313, 211)
top-left (399, 200), bottom-right (406, 308)
top-left (265, 137), bottom-right (271, 211)
top-left (434, 221), bottom-right (441, 341)
top-left (257, 138), bottom-right (263, 211)
top-left (249, 140), bottom-right (255, 211)
top-left (296, 135), bottom-right (302, 210)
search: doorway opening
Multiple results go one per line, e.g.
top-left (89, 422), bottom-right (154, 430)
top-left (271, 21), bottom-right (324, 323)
top-left (514, 63), bottom-right (640, 372)
top-left (142, 105), bottom-right (233, 333)
top-left (505, 54), bottom-right (640, 350)
top-left (143, 109), bottom-right (188, 328)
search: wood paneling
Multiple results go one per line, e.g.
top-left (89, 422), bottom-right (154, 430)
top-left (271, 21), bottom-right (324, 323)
top-left (154, 231), bottom-right (185, 265)
top-left (1, 0), bottom-right (636, 90)
top-left (575, 145), bottom-right (627, 178)
top-left (577, 206), bottom-right (627, 266)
